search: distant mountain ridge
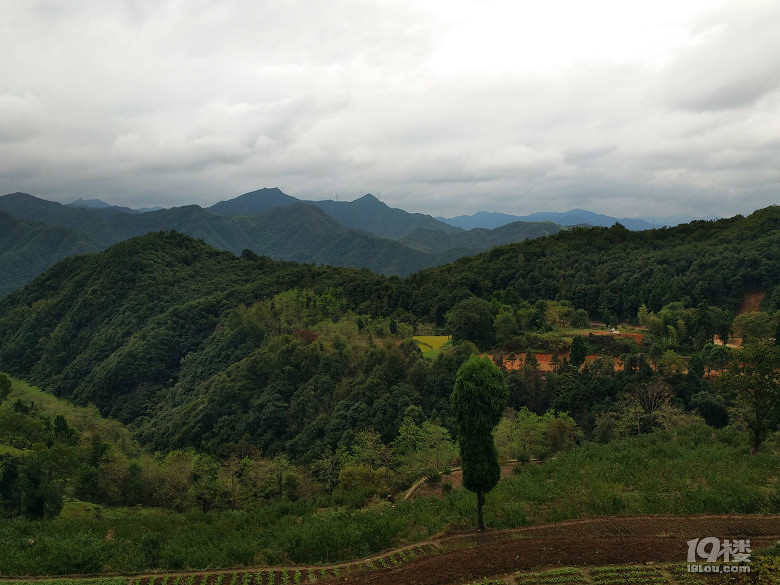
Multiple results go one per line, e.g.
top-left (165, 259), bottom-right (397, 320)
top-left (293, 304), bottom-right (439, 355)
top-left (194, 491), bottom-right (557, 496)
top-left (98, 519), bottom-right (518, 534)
top-left (67, 198), bottom-right (116, 209)
top-left (310, 194), bottom-right (462, 239)
top-left (67, 197), bottom-right (162, 214)
top-left (438, 208), bottom-right (711, 231)
top-left (209, 189), bottom-right (461, 239)
top-left (207, 187), bottom-right (298, 216)
top-left (0, 190), bottom-right (563, 296)
top-left (5, 187), bottom-right (722, 301)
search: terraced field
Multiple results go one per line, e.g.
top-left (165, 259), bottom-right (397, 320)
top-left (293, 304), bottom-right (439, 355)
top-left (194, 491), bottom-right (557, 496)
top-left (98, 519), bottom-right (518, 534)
top-left (2, 516), bottom-right (778, 585)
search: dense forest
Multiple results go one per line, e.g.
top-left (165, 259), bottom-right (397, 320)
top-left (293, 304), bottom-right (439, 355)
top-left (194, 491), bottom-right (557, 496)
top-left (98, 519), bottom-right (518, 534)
top-left (1, 209), bottom-right (778, 454)
top-left (0, 207), bottom-right (779, 574)
top-left (404, 206), bottom-right (780, 324)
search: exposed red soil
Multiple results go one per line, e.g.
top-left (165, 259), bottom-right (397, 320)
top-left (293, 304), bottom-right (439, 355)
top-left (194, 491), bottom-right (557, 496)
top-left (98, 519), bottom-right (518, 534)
top-left (335, 515), bottom-right (780, 585)
top-left (587, 330), bottom-right (644, 344)
top-left (714, 335), bottom-right (742, 349)
top-left (499, 354), bottom-right (624, 373)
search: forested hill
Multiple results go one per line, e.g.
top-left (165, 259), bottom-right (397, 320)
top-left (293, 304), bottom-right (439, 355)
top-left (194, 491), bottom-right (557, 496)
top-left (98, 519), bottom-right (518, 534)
top-left (404, 206), bottom-right (780, 324)
top-left (0, 212), bottom-right (103, 296)
top-left (0, 207), bottom-right (778, 457)
top-left (0, 231), bottom-right (440, 457)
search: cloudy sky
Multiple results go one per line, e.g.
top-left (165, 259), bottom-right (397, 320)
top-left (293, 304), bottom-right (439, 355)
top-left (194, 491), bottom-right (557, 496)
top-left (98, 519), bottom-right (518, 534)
top-left (2, 0), bottom-right (779, 217)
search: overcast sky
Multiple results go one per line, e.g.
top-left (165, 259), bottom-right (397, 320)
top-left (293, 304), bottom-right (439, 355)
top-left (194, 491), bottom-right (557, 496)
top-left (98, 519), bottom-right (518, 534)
top-left (2, 0), bottom-right (779, 217)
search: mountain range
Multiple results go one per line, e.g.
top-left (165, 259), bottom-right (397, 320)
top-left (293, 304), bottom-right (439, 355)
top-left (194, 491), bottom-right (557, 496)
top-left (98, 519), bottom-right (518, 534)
top-left (0, 189), bottom-right (565, 297)
top-left (437, 209), bottom-right (718, 231)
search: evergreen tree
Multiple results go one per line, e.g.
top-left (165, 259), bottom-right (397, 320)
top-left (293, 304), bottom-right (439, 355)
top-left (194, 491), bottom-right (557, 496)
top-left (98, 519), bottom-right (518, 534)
top-left (570, 336), bottom-right (588, 368)
top-left (451, 355), bottom-right (509, 530)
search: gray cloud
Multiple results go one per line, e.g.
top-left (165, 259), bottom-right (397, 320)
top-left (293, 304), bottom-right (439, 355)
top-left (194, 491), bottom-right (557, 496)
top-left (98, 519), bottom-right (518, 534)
top-left (661, 2), bottom-right (780, 112)
top-left (0, 0), bottom-right (778, 218)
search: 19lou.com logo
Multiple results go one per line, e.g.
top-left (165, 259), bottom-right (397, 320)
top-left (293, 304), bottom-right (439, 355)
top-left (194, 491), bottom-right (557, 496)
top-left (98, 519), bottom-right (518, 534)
top-left (687, 537), bottom-right (752, 573)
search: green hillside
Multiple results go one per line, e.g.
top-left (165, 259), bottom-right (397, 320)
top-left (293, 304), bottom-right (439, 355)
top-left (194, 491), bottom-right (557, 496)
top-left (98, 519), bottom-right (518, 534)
top-left (0, 212), bottom-right (102, 297)
top-left (404, 206), bottom-right (780, 323)
top-left (0, 209), bottom-right (778, 459)
top-left (0, 209), bottom-right (779, 577)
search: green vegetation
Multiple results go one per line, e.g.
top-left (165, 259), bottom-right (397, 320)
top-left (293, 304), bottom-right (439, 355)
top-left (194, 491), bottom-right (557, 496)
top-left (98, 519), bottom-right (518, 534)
top-left (0, 212), bottom-right (101, 297)
top-left (0, 207), bottom-right (779, 577)
top-left (718, 340), bottom-right (780, 453)
top-left (412, 335), bottom-right (452, 357)
top-left (405, 206), bottom-right (780, 324)
top-left (515, 567), bottom-right (586, 584)
top-left (2, 412), bottom-right (778, 574)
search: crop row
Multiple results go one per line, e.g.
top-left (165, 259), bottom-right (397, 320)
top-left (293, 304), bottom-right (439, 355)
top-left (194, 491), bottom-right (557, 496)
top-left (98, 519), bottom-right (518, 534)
top-left (516, 565), bottom-right (668, 585)
top-left (516, 567), bottom-right (587, 585)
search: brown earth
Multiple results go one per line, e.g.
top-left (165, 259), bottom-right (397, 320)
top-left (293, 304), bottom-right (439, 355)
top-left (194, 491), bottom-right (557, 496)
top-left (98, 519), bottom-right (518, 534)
top-left (586, 330), bottom-right (644, 344)
top-left (738, 291), bottom-right (766, 314)
top-left (335, 515), bottom-right (780, 585)
top-left (499, 353), bottom-right (624, 373)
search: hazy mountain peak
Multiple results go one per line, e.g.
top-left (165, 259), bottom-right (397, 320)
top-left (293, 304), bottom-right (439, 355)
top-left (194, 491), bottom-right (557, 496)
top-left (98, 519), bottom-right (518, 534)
top-left (68, 198), bottom-right (113, 209)
top-left (354, 193), bottom-right (384, 205)
top-left (208, 187), bottom-right (297, 216)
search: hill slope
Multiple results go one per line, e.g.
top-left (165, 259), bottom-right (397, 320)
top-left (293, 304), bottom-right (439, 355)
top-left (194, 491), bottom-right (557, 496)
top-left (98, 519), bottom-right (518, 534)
top-left (400, 219), bottom-right (562, 254)
top-left (0, 232), bottom-right (406, 435)
top-left (0, 212), bottom-right (102, 297)
top-left (407, 206), bottom-right (780, 323)
top-left (1, 208), bottom-right (778, 449)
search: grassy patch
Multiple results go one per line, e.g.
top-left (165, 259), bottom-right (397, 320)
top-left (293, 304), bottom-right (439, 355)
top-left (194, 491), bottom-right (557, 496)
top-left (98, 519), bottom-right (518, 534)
top-left (412, 335), bottom-right (452, 357)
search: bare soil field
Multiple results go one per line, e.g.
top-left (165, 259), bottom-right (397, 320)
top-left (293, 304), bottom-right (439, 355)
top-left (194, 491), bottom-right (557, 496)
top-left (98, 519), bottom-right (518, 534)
top-left (334, 515), bottom-right (780, 585)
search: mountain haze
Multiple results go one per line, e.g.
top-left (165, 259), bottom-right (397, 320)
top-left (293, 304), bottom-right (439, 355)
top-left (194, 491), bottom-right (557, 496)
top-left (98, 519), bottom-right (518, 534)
top-left (0, 191), bottom-right (566, 294)
top-left (400, 219), bottom-right (562, 254)
top-left (439, 208), bottom-right (674, 231)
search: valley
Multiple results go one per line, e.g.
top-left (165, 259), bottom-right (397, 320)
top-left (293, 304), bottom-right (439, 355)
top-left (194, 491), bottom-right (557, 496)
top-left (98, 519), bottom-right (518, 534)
top-left (0, 204), bottom-right (778, 582)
